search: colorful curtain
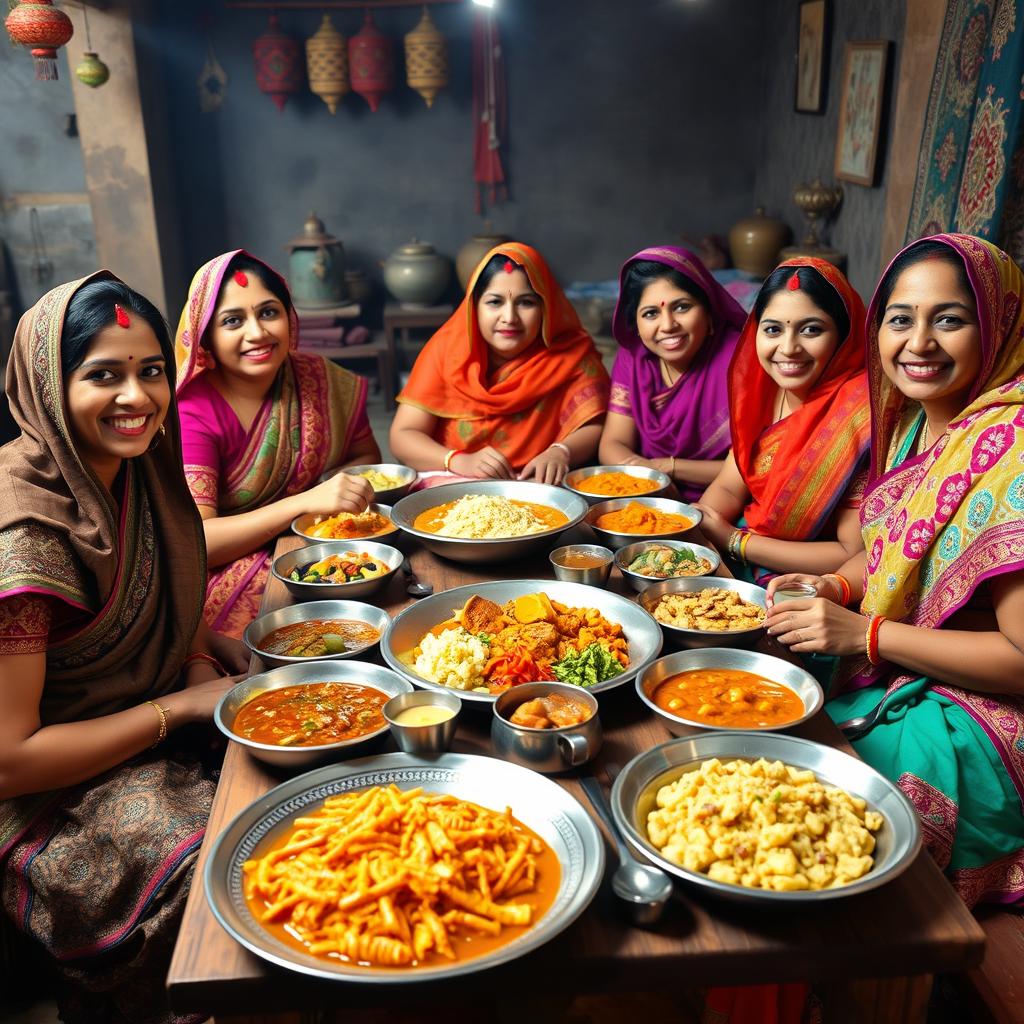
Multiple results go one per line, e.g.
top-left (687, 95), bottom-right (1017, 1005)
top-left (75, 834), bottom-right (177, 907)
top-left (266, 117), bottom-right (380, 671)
top-left (905, 0), bottom-right (1024, 263)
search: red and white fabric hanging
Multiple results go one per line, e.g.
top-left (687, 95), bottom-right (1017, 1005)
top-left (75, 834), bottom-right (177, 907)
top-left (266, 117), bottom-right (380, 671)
top-left (471, 8), bottom-right (507, 214)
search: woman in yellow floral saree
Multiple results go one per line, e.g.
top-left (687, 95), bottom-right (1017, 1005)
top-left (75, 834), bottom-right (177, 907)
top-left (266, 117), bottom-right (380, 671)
top-left (176, 251), bottom-right (380, 637)
top-left (767, 234), bottom-right (1024, 907)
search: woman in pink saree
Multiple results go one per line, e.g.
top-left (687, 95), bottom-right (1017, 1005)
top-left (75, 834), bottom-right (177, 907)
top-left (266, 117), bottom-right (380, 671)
top-left (175, 251), bottom-right (380, 637)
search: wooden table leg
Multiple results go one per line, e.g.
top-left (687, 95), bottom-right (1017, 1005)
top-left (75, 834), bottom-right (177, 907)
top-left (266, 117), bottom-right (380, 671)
top-left (822, 973), bottom-right (933, 1024)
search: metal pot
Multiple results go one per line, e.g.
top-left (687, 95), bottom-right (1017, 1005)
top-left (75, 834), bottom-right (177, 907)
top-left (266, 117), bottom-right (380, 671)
top-left (285, 212), bottom-right (348, 309)
top-left (383, 239), bottom-right (450, 308)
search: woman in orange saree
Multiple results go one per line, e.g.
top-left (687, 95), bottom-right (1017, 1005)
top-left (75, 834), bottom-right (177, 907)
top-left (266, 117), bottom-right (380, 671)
top-left (697, 258), bottom-right (870, 583)
top-left (390, 242), bottom-right (608, 485)
top-left (176, 251), bottom-right (380, 637)
top-left (0, 274), bottom-right (243, 1023)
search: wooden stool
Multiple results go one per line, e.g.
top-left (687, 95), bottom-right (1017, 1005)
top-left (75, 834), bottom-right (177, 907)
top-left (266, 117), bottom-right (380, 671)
top-left (313, 335), bottom-right (397, 410)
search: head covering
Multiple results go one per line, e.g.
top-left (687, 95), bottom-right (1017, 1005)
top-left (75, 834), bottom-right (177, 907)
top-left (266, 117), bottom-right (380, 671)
top-left (397, 242), bottom-right (609, 468)
top-left (729, 257), bottom-right (870, 539)
top-left (174, 248), bottom-right (300, 394)
top-left (0, 272), bottom-right (205, 723)
top-left (853, 235), bottom-right (1024, 683)
top-left (610, 246), bottom-right (746, 495)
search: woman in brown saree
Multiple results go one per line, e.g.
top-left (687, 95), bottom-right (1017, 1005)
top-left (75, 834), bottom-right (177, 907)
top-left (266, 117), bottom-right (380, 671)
top-left (0, 274), bottom-right (245, 1023)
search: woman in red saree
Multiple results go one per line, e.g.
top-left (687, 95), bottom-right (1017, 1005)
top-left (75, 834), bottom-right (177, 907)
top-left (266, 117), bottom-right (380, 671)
top-left (175, 251), bottom-right (380, 637)
top-left (390, 242), bottom-right (608, 485)
top-left (697, 258), bottom-right (871, 582)
top-left (0, 274), bottom-right (245, 1023)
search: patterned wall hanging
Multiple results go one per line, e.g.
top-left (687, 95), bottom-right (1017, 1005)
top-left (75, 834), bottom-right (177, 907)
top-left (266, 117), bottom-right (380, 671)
top-left (472, 6), bottom-right (507, 212)
top-left (348, 10), bottom-right (394, 113)
top-left (252, 14), bottom-right (303, 112)
top-left (5, 0), bottom-right (74, 81)
top-left (306, 14), bottom-right (348, 114)
top-left (405, 6), bottom-right (448, 108)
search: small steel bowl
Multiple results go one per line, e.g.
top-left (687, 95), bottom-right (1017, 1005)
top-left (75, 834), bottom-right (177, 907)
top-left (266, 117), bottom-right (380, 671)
top-left (383, 690), bottom-right (462, 756)
top-left (243, 599), bottom-right (391, 668)
top-left (549, 544), bottom-right (614, 586)
top-left (214, 660), bottom-right (413, 768)
top-left (586, 496), bottom-right (703, 550)
top-left (636, 647), bottom-right (823, 735)
top-left (563, 465), bottom-right (671, 506)
top-left (271, 540), bottom-right (401, 602)
top-left (615, 540), bottom-right (721, 593)
top-left (291, 504), bottom-right (398, 545)
top-left (322, 463), bottom-right (418, 504)
top-left (639, 576), bottom-right (768, 649)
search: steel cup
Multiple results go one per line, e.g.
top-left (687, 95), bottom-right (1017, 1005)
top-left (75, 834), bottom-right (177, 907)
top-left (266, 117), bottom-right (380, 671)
top-left (383, 690), bottom-right (462, 755)
top-left (549, 544), bottom-right (614, 586)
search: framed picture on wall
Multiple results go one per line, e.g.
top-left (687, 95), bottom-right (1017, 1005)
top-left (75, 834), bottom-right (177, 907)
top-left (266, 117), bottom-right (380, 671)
top-left (834, 40), bottom-right (890, 186)
top-left (795, 0), bottom-right (828, 113)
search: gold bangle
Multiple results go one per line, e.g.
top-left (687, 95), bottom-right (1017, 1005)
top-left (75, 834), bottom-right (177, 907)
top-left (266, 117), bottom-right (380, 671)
top-left (146, 700), bottom-right (168, 748)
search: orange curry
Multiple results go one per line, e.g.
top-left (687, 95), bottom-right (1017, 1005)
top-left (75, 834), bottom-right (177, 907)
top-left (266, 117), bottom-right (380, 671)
top-left (653, 668), bottom-right (805, 728)
top-left (596, 501), bottom-right (692, 535)
top-left (576, 472), bottom-right (660, 497)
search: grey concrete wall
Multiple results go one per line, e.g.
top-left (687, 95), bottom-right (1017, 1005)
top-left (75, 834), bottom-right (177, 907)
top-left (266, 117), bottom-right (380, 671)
top-left (751, 0), bottom-right (906, 298)
top-left (0, 40), bottom-right (97, 309)
top-left (141, 0), bottom-right (769, 312)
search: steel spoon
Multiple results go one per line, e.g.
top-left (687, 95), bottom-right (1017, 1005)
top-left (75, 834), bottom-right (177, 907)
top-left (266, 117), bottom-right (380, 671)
top-left (579, 775), bottom-right (672, 926)
top-left (401, 558), bottom-right (433, 598)
top-left (836, 699), bottom-right (886, 742)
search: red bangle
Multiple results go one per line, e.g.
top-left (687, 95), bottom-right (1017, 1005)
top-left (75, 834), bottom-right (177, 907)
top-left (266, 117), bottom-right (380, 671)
top-left (866, 615), bottom-right (886, 666)
top-left (184, 651), bottom-right (226, 675)
top-left (824, 573), bottom-right (852, 606)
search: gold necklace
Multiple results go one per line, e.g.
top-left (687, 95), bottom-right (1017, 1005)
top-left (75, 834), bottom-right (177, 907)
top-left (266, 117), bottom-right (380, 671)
top-left (917, 419), bottom-right (930, 455)
top-left (660, 359), bottom-right (681, 388)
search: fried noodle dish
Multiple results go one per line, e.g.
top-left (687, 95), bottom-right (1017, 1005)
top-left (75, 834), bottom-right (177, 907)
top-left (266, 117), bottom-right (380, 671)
top-left (406, 592), bottom-right (629, 694)
top-left (243, 784), bottom-right (556, 967)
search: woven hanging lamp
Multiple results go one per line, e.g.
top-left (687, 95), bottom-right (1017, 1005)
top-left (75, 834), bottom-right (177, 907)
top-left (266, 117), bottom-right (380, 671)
top-left (404, 7), bottom-right (448, 108)
top-left (348, 10), bottom-right (394, 113)
top-left (252, 15), bottom-right (303, 112)
top-left (306, 14), bottom-right (348, 114)
top-left (5, 0), bottom-right (74, 82)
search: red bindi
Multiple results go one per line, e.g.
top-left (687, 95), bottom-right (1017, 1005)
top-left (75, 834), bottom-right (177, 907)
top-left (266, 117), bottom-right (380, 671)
top-left (128, 355), bottom-right (133, 361)
top-left (115, 304), bottom-right (131, 328)
top-left (786, 274), bottom-right (801, 292)
top-left (233, 270), bottom-right (248, 287)
top-left (503, 260), bottom-right (514, 274)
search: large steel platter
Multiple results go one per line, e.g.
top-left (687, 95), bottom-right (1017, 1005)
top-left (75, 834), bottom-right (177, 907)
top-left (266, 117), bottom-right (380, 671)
top-left (611, 732), bottom-right (921, 904)
top-left (204, 752), bottom-right (604, 982)
top-left (381, 578), bottom-right (663, 705)
top-left (390, 480), bottom-right (588, 564)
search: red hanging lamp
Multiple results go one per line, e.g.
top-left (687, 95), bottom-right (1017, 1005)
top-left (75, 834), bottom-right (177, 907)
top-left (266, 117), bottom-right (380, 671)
top-left (252, 14), bottom-right (303, 112)
top-left (348, 10), bottom-right (394, 113)
top-left (5, 0), bottom-right (74, 82)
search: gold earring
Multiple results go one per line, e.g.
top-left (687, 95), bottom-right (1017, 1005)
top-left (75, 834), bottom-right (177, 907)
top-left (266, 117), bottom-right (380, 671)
top-left (147, 423), bottom-right (167, 453)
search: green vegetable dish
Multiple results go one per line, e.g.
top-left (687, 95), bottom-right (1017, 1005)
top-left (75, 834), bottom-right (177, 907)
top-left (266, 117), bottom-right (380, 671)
top-left (289, 551), bottom-right (391, 585)
top-left (551, 643), bottom-right (624, 688)
top-left (627, 544), bottom-right (712, 579)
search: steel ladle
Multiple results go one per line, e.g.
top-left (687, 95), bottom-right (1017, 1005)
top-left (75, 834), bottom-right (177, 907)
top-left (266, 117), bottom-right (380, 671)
top-left (580, 775), bottom-right (672, 926)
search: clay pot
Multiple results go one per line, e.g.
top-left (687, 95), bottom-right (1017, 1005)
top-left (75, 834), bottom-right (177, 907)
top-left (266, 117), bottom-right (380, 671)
top-left (75, 51), bottom-right (109, 88)
top-left (344, 268), bottom-right (372, 306)
top-left (455, 233), bottom-right (511, 290)
top-left (727, 208), bottom-right (791, 277)
top-left (284, 212), bottom-right (348, 309)
top-left (383, 240), bottom-right (450, 308)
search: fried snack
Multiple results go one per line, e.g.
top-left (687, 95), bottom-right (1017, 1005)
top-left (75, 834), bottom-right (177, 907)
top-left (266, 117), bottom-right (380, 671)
top-left (243, 784), bottom-right (549, 966)
top-left (652, 587), bottom-right (765, 631)
top-left (647, 757), bottom-right (884, 891)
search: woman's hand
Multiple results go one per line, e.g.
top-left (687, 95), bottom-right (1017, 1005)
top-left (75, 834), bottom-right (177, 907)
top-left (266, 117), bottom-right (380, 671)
top-left (450, 447), bottom-right (514, 480)
top-left (765, 599), bottom-right (869, 657)
top-left (300, 471), bottom-right (374, 517)
top-left (205, 631), bottom-right (250, 674)
top-left (175, 672), bottom-right (247, 724)
top-left (518, 446), bottom-right (571, 485)
top-left (765, 574), bottom-right (836, 606)
top-left (692, 502), bottom-right (734, 549)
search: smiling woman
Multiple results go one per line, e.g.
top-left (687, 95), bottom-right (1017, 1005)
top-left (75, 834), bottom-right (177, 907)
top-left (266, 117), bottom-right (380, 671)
top-left (175, 251), bottom-right (382, 638)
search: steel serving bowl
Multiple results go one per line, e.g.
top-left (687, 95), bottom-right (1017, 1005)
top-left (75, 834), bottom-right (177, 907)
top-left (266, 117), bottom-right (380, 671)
top-left (586, 496), bottom-right (703, 550)
top-left (291, 504), bottom-right (398, 545)
top-left (563, 465), bottom-right (671, 506)
top-left (615, 539), bottom-right (721, 593)
top-left (204, 751), bottom-right (604, 981)
top-left (381, 578), bottom-right (663, 706)
top-left (390, 480), bottom-right (588, 565)
top-left (636, 648), bottom-right (823, 735)
top-left (610, 732), bottom-right (921, 904)
top-left (271, 540), bottom-right (402, 602)
top-left (639, 575), bottom-right (768, 649)
top-left (243, 599), bottom-right (391, 669)
top-left (322, 463), bottom-right (418, 504)
top-left (213, 660), bottom-right (413, 768)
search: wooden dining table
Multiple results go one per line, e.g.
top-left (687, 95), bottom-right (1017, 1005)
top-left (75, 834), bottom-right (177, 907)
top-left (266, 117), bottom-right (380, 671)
top-left (166, 526), bottom-right (985, 1024)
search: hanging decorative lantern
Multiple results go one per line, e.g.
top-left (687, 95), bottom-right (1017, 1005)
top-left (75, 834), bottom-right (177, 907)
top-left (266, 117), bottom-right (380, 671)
top-left (348, 11), bottom-right (394, 113)
top-left (252, 15), bottom-right (303, 112)
top-left (404, 7), bottom-right (447, 108)
top-left (74, 51), bottom-right (109, 88)
top-left (5, 1), bottom-right (74, 82)
top-left (306, 14), bottom-right (348, 115)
